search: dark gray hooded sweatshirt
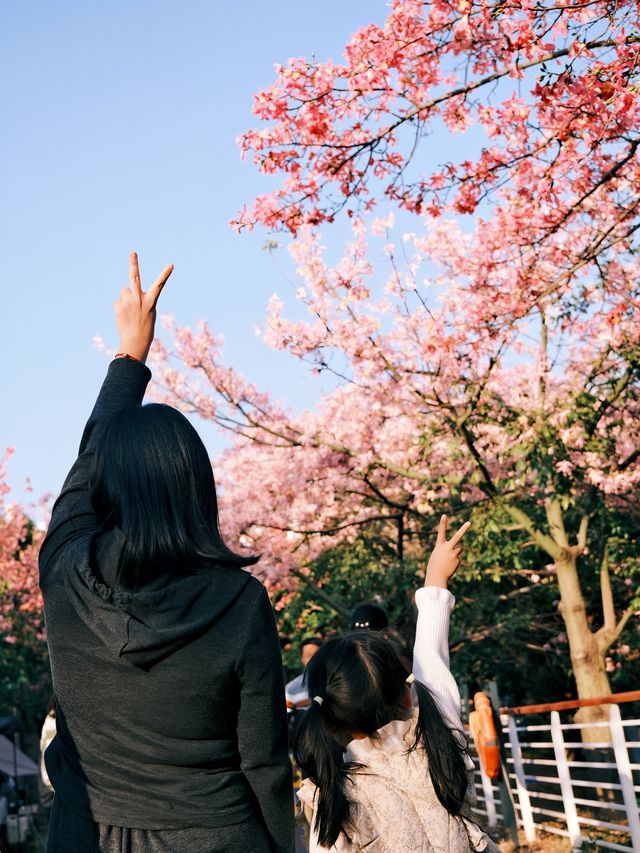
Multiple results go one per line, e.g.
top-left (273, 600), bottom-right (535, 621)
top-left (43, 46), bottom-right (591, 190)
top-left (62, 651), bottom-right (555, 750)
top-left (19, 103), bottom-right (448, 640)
top-left (39, 358), bottom-right (294, 852)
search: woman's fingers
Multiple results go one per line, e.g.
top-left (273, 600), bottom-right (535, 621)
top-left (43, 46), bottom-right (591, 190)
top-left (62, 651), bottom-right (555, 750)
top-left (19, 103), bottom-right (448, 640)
top-left (126, 252), bottom-right (173, 306)
top-left (115, 254), bottom-right (173, 363)
top-left (129, 252), bottom-right (142, 298)
top-left (449, 521), bottom-right (471, 546)
top-left (437, 514), bottom-right (448, 543)
top-left (146, 263), bottom-right (174, 308)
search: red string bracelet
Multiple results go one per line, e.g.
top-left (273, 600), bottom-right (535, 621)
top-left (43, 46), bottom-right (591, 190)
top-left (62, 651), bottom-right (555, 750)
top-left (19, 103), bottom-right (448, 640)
top-left (114, 352), bottom-right (143, 363)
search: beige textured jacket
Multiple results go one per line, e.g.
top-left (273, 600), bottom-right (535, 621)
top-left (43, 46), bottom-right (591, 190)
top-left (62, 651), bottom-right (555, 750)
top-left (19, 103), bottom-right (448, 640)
top-left (297, 586), bottom-right (500, 853)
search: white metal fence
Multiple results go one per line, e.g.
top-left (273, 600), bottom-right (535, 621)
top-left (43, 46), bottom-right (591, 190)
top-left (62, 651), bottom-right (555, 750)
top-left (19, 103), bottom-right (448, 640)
top-left (467, 695), bottom-right (640, 853)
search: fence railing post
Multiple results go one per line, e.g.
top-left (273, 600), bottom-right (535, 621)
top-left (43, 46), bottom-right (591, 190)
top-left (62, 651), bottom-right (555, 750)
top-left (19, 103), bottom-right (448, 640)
top-left (478, 762), bottom-right (498, 830)
top-left (550, 710), bottom-right (582, 851)
top-left (609, 703), bottom-right (640, 853)
top-left (507, 716), bottom-right (536, 842)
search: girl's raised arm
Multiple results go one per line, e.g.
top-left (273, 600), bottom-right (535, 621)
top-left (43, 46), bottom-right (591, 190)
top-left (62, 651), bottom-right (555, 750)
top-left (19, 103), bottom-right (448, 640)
top-left (412, 515), bottom-right (470, 731)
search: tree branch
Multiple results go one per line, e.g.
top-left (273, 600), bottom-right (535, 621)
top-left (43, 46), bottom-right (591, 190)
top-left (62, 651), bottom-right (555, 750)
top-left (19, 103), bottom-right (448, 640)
top-left (611, 609), bottom-right (635, 644)
top-left (545, 498), bottom-right (570, 549)
top-left (596, 541), bottom-right (636, 652)
top-left (599, 542), bottom-right (616, 636)
top-left (576, 514), bottom-right (590, 553)
top-left (329, 37), bottom-right (623, 172)
top-left (596, 607), bottom-right (635, 653)
top-left (619, 448), bottom-right (640, 471)
top-left (258, 514), bottom-right (402, 538)
top-left (500, 502), bottom-right (561, 559)
top-left (290, 568), bottom-right (352, 620)
top-left (457, 422), bottom-right (497, 496)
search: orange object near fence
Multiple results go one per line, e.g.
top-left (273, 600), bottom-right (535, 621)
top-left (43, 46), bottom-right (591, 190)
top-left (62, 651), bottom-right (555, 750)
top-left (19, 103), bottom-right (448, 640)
top-left (469, 691), bottom-right (501, 780)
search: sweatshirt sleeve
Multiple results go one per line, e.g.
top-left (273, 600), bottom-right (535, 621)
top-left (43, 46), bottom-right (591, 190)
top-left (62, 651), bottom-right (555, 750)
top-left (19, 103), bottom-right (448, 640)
top-left (412, 585), bottom-right (462, 732)
top-left (237, 582), bottom-right (295, 853)
top-left (39, 358), bottom-right (152, 579)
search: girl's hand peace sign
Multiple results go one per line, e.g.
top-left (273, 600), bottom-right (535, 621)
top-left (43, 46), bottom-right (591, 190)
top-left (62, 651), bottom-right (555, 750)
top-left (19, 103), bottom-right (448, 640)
top-left (113, 252), bottom-right (174, 364)
top-left (425, 515), bottom-right (471, 589)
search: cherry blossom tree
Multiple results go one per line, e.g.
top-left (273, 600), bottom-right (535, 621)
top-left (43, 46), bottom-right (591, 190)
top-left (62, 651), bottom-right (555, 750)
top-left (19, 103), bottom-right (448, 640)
top-left (153, 0), bottom-right (640, 727)
top-left (0, 449), bottom-right (50, 723)
top-left (234, 0), bottom-right (640, 241)
top-left (152, 214), bottom-right (639, 728)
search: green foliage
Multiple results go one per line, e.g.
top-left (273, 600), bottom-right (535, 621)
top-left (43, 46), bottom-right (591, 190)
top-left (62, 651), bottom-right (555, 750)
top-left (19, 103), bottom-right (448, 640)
top-left (0, 609), bottom-right (51, 729)
top-left (0, 521), bottom-right (51, 728)
top-left (274, 535), bottom-right (419, 678)
top-left (447, 503), bottom-right (572, 704)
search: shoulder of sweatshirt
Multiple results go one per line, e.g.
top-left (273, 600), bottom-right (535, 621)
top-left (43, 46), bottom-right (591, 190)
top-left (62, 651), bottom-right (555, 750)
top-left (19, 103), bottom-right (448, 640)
top-left (243, 572), bottom-right (272, 605)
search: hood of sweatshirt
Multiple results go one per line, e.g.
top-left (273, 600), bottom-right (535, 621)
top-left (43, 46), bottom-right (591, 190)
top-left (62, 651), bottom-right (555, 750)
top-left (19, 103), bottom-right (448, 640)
top-left (61, 531), bottom-right (254, 669)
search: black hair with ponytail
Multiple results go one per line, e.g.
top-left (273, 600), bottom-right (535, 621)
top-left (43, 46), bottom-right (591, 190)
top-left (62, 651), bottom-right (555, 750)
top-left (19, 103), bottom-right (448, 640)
top-left (293, 630), bottom-right (468, 848)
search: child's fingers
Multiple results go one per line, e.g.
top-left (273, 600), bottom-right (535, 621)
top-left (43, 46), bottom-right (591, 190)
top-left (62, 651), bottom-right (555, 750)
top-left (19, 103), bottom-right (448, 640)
top-left (449, 521), bottom-right (471, 546)
top-left (436, 514), bottom-right (448, 544)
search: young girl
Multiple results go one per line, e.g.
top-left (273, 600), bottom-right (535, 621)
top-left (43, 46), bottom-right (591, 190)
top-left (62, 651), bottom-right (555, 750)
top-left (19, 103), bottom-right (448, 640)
top-left (295, 516), bottom-right (499, 853)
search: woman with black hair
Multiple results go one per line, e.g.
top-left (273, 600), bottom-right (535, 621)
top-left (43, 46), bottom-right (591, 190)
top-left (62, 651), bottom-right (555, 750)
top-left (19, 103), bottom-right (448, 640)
top-left (295, 516), bottom-right (499, 852)
top-left (39, 255), bottom-right (294, 853)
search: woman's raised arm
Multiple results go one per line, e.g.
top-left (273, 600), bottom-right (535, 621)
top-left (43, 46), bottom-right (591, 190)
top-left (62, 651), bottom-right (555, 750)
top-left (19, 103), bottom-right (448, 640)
top-left (39, 254), bottom-right (173, 578)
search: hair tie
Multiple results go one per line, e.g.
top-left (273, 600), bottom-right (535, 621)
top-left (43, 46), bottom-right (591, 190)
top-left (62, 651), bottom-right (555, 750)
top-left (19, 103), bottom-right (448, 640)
top-left (405, 673), bottom-right (416, 685)
top-left (313, 695), bottom-right (324, 706)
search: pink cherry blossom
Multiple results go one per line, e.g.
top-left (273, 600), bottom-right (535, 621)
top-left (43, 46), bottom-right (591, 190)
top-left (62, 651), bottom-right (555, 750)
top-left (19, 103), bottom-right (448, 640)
top-left (0, 450), bottom-right (48, 644)
top-left (152, 1), bottom-right (640, 703)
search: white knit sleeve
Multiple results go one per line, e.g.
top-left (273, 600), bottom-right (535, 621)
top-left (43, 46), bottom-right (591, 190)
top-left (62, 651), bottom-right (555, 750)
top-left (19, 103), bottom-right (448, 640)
top-left (412, 586), bottom-right (462, 732)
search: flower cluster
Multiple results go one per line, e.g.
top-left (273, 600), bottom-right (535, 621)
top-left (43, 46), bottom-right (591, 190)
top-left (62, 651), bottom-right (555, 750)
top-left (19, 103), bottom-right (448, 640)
top-left (233, 0), bottom-right (640, 240)
top-left (0, 449), bottom-right (47, 644)
top-left (152, 211), bottom-right (640, 585)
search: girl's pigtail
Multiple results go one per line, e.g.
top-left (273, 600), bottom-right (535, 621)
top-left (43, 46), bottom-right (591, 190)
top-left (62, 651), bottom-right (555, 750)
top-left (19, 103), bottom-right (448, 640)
top-left (411, 679), bottom-right (468, 815)
top-left (293, 700), bottom-right (354, 848)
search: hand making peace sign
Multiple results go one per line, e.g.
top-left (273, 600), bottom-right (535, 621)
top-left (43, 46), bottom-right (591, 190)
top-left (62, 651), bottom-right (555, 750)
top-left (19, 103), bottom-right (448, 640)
top-left (424, 515), bottom-right (471, 589)
top-left (113, 252), bottom-right (174, 364)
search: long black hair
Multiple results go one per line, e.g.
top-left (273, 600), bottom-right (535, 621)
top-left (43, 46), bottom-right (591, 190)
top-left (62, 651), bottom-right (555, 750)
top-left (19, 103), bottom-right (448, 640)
top-left (89, 402), bottom-right (258, 588)
top-left (293, 631), bottom-right (468, 848)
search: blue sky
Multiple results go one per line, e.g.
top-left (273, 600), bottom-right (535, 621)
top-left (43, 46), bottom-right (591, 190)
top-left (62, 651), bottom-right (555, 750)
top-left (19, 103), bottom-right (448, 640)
top-left (1, 0), bottom-right (392, 507)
